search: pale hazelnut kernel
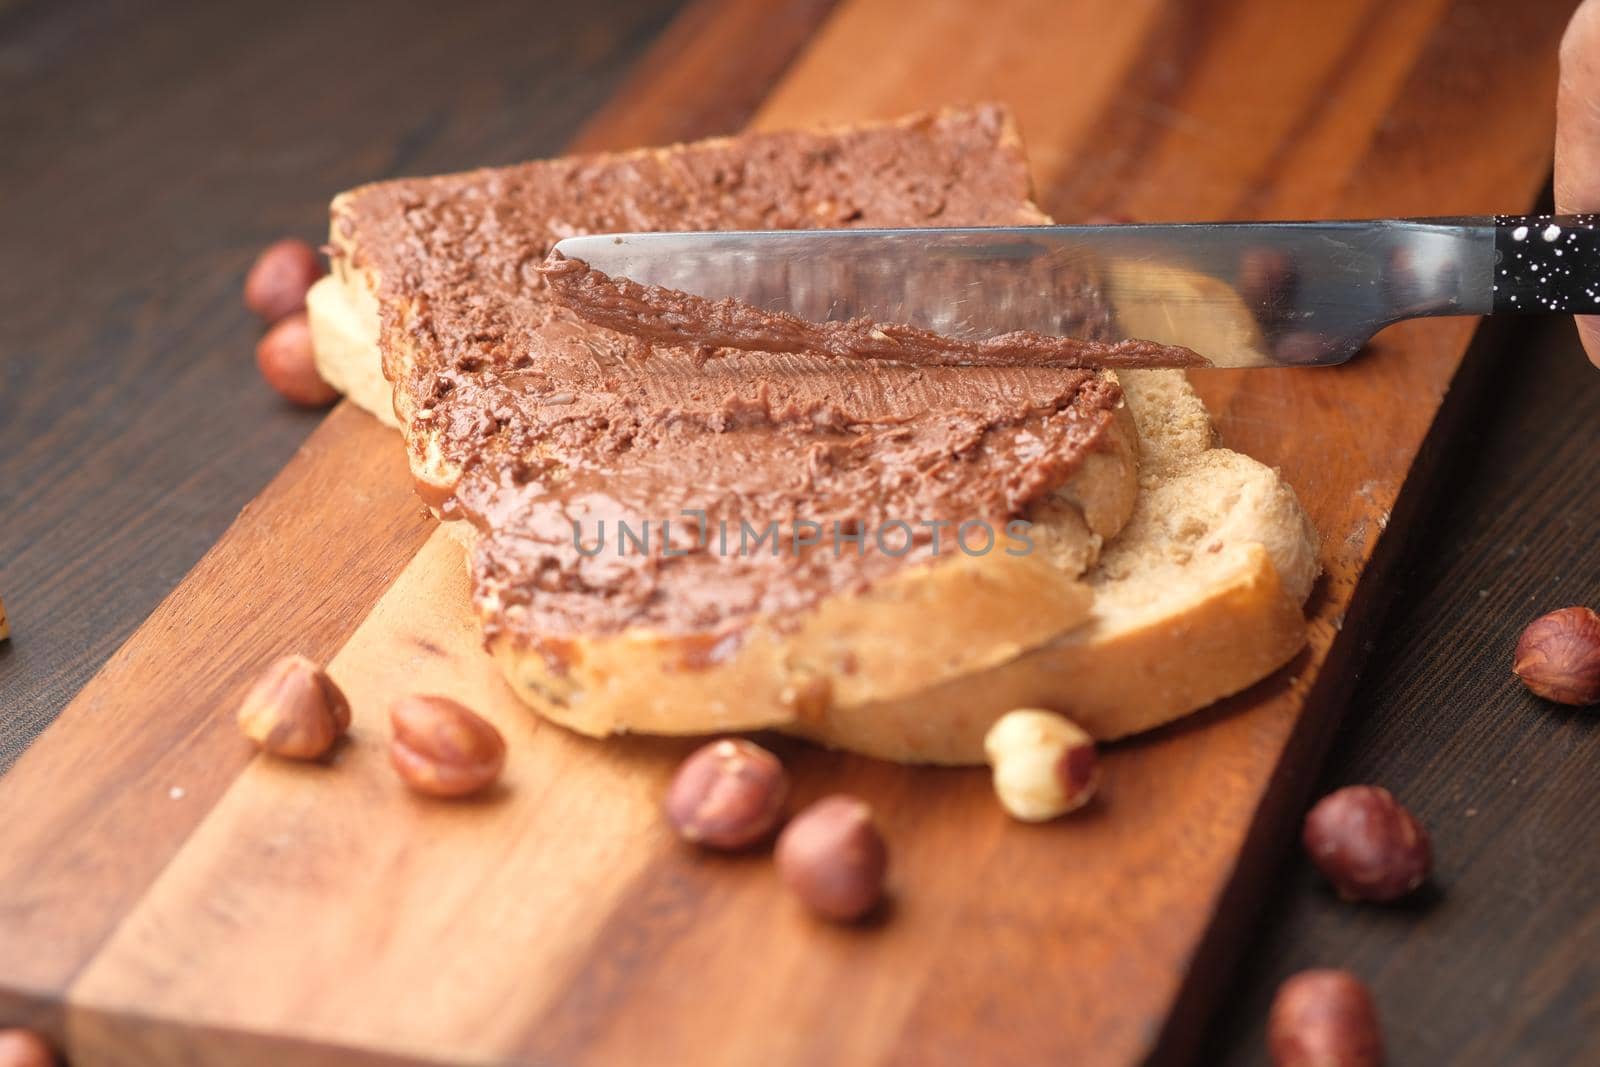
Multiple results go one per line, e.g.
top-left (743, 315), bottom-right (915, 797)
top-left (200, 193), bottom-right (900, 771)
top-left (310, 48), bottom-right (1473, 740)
top-left (236, 654), bottom-right (350, 760)
top-left (775, 795), bottom-right (888, 922)
top-left (389, 695), bottom-right (506, 798)
top-left (1513, 606), bottom-right (1600, 706)
top-left (1268, 969), bottom-right (1383, 1067)
top-left (244, 237), bottom-right (325, 323)
top-left (1302, 786), bottom-right (1430, 902)
top-left (665, 739), bottom-right (788, 849)
top-left (256, 311), bottom-right (339, 408)
top-left (982, 708), bottom-right (1100, 822)
top-left (0, 1027), bottom-right (57, 1067)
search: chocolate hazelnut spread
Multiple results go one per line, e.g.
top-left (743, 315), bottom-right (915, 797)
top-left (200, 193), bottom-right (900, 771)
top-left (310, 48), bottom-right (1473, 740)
top-left (337, 108), bottom-right (1127, 659)
top-left (541, 252), bottom-right (1206, 369)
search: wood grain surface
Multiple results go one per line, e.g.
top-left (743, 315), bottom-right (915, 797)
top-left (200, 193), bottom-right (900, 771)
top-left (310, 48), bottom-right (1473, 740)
top-left (0, 0), bottom-right (690, 766)
top-left (1206, 310), bottom-right (1600, 1066)
top-left (2, 1), bottom-right (1595, 1065)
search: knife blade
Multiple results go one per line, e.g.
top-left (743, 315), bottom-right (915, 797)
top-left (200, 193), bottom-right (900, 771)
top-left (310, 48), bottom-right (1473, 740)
top-left (551, 215), bottom-right (1600, 368)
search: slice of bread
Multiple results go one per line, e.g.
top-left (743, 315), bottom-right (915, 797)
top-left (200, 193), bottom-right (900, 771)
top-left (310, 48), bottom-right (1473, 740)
top-left (315, 109), bottom-right (1143, 740)
top-left (309, 107), bottom-right (1317, 764)
top-left (788, 369), bottom-right (1318, 762)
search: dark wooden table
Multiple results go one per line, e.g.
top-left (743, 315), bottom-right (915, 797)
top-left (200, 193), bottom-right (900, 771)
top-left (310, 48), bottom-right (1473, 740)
top-left (2, 1), bottom-right (1596, 1064)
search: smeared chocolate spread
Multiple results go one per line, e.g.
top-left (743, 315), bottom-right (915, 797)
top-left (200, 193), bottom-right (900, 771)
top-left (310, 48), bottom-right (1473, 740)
top-left (540, 252), bottom-right (1205, 369)
top-left (336, 107), bottom-right (1127, 659)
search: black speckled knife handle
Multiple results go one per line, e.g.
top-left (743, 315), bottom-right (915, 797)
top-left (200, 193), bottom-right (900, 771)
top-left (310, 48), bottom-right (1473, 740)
top-left (1493, 213), bottom-right (1600, 312)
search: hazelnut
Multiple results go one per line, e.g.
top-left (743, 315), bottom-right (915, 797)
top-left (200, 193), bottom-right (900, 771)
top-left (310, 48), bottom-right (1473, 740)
top-left (1267, 969), bottom-right (1383, 1067)
top-left (256, 312), bottom-right (339, 407)
top-left (775, 795), bottom-right (887, 922)
top-left (0, 1028), bottom-right (56, 1067)
top-left (982, 708), bottom-right (1100, 822)
top-left (1303, 786), bottom-right (1430, 902)
top-left (244, 237), bottom-right (325, 323)
top-left (665, 739), bottom-right (788, 849)
top-left (0, 593), bottom-right (10, 642)
top-left (1513, 606), bottom-right (1600, 706)
top-left (236, 654), bottom-right (350, 760)
top-left (389, 695), bottom-right (506, 798)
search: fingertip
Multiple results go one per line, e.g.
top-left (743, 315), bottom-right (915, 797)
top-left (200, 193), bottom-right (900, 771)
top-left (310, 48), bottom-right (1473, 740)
top-left (1576, 316), bottom-right (1600, 369)
top-left (1557, 0), bottom-right (1600, 213)
top-left (1562, 0), bottom-right (1600, 67)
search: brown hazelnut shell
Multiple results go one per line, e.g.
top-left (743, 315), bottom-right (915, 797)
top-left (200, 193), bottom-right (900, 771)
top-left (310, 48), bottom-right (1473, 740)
top-left (1268, 969), bottom-right (1383, 1067)
top-left (1302, 786), bottom-right (1430, 903)
top-left (1513, 606), bottom-right (1600, 706)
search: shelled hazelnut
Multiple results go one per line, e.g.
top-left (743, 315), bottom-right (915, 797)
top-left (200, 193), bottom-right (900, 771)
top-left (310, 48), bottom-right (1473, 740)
top-left (244, 237), bottom-right (325, 323)
top-left (0, 1028), bottom-right (56, 1067)
top-left (256, 312), bottom-right (338, 407)
top-left (982, 709), bottom-right (1100, 822)
top-left (665, 739), bottom-right (788, 849)
top-left (1513, 606), bottom-right (1600, 706)
top-left (1268, 969), bottom-right (1383, 1067)
top-left (775, 795), bottom-right (887, 922)
top-left (389, 695), bottom-right (506, 798)
top-left (236, 654), bottom-right (350, 761)
top-left (1302, 786), bottom-right (1430, 902)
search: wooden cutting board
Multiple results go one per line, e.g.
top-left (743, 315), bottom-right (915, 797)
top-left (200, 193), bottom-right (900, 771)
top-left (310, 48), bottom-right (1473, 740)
top-left (0, 1), bottom-right (1572, 1064)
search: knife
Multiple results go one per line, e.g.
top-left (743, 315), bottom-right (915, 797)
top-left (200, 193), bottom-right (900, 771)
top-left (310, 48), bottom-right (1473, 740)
top-left (551, 215), bottom-right (1600, 368)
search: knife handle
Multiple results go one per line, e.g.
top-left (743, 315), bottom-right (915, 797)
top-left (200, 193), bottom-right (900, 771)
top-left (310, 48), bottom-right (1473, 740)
top-left (1492, 214), bottom-right (1600, 313)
